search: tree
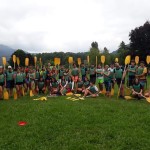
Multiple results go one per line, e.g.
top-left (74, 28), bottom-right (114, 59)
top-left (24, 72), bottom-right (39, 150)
top-left (129, 21), bottom-right (150, 60)
top-left (89, 42), bottom-right (100, 65)
top-left (9, 49), bottom-right (26, 67)
top-left (117, 41), bottom-right (129, 65)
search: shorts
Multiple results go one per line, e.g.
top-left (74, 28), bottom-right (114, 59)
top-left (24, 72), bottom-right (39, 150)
top-left (116, 78), bottom-right (125, 85)
top-left (97, 78), bottom-right (104, 84)
top-left (16, 82), bottom-right (23, 85)
top-left (139, 79), bottom-right (146, 88)
top-left (0, 83), bottom-right (4, 86)
top-left (72, 76), bottom-right (79, 82)
top-left (6, 80), bottom-right (14, 88)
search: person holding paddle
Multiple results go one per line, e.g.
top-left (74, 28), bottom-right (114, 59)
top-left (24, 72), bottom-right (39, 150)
top-left (0, 66), bottom-right (6, 100)
top-left (135, 61), bottom-right (147, 90)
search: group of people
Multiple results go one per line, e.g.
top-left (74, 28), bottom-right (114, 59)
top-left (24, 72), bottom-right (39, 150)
top-left (0, 60), bottom-right (148, 100)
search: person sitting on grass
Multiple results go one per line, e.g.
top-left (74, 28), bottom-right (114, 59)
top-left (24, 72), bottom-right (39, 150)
top-left (36, 76), bottom-right (46, 94)
top-left (76, 77), bottom-right (84, 94)
top-left (60, 76), bottom-right (68, 95)
top-left (83, 81), bottom-right (99, 98)
top-left (131, 78), bottom-right (143, 100)
top-left (50, 78), bottom-right (60, 96)
top-left (82, 76), bottom-right (90, 93)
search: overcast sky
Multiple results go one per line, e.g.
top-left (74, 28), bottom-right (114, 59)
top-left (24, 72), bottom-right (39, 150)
top-left (0, 0), bottom-right (149, 53)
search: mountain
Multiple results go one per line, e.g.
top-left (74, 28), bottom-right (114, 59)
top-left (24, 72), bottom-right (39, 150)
top-left (0, 44), bottom-right (15, 65)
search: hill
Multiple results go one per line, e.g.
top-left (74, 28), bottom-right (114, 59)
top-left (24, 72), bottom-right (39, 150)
top-left (0, 44), bottom-right (15, 65)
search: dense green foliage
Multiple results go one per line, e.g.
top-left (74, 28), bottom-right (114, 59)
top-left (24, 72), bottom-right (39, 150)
top-left (129, 21), bottom-right (150, 61)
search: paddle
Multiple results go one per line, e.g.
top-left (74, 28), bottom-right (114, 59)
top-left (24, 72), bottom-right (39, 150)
top-left (135, 56), bottom-right (139, 65)
top-left (13, 55), bottom-right (17, 69)
top-left (134, 91), bottom-right (150, 103)
top-left (25, 58), bottom-right (29, 67)
top-left (68, 57), bottom-right (73, 69)
top-left (100, 55), bottom-right (106, 94)
top-left (3, 88), bottom-right (9, 100)
top-left (117, 55), bottom-right (131, 99)
top-left (17, 57), bottom-right (20, 67)
top-left (2, 57), bottom-right (7, 70)
top-left (34, 56), bottom-right (37, 68)
top-left (77, 58), bottom-right (81, 69)
top-left (115, 58), bottom-right (119, 63)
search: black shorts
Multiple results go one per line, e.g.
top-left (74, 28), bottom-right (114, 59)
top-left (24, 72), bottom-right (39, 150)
top-left (6, 80), bottom-right (14, 88)
top-left (116, 78), bottom-right (125, 85)
top-left (16, 82), bottom-right (23, 85)
top-left (0, 82), bottom-right (4, 86)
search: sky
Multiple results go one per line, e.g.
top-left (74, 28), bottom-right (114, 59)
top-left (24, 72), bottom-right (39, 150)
top-left (0, 0), bottom-right (149, 53)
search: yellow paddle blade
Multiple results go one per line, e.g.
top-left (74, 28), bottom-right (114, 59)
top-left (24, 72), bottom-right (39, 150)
top-left (146, 55), bottom-right (150, 64)
top-left (30, 90), bottom-right (34, 97)
top-left (87, 56), bottom-right (90, 63)
top-left (101, 55), bottom-right (105, 64)
top-left (22, 88), bottom-right (25, 96)
top-left (115, 58), bottom-right (118, 63)
top-left (25, 58), bottom-right (29, 66)
top-left (125, 55), bottom-right (131, 65)
top-left (34, 56), bottom-right (37, 65)
top-left (68, 57), bottom-right (73, 64)
top-left (124, 96), bottom-right (133, 100)
top-left (146, 97), bottom-right (150, 103)
top-left (77, 58), bottom-right (81, 65)
top-left (110, 88), bottom-right (114, 96)
top-left (14, 93), bottom-right (17, 100)
top-left (74, 94), bottom-right (81, 97)
top-left (39, 57), bottom-right (42, 64)
top-left (3, 88), bottom-right (9, 100)
top-left (16, 57), bottom-right (20, 66)
top-left (13, 55), bottom-right (17, 63)
top-left (66, 92), bottom-right (73, 96)
top-left (135, 56), bottom-right (139, 65)
top-left (124, 87), bottom-right (132, 96)
top-left (2, 57), bottom-right (7, 66)
top-left (102, 88), bottom-right (106, 94)
top-left (54, 58), bottom-right (60, 65)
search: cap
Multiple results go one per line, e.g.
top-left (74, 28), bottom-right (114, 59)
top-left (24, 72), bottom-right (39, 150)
top-left (8, 66), bottom-right (12, 69)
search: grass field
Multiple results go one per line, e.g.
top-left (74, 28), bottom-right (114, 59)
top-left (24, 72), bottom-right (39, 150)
top-left (1, 93), bottom-right (150, 150)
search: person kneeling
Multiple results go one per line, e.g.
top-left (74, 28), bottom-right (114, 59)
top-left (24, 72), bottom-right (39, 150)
top-left (36, 77), bottom-right (46, 94)
top-left (131, 78), bottom-right (143, 100)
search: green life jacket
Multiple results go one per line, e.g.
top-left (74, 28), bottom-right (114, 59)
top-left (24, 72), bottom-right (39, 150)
top-left (133, 83), bottom-right (141, 93)
top-left (16, 73), bottom-right (23, 83)
top-left (81, 67), bottom-right (86, 75)
top-left (68, 82), bottom-right (72, 89)
top-left (22, 72), bottom-right (26, 80)
top-left (42, 71), bottom-right (47, 79)
top-left (89, 67), bottom-right (95, 75)
top-left (84, 81), bottom-right (90, 88)
top-left (114, 68), bottom-right (123, 79)
top-left (89, 86), bottom-right (97, 94)
top-left (61, 80), bottom-right (66, 86)
top-left (38, 81), bottom-right (44, 90)
top-left (59, 69), bottom-right (64, 77)
top-left (137, 67), bottom-right (144, 75)
top-left (6, 71), bottom-right (14, 81)
top-left (104, 70), bottom-right (111, 82)
top-left (72, 68), bottom-right (79, 76)
top-left (51, 82), bottom-right (59, 88)
top-left (0, 74), bottom-right (5, 83)
top-left (77, 81), bottom-right (83, 88)
top-left (29, 73), bottom-right (35, 81)
top-left (35, 71), bottom-right (40, 79)
top-left (128, 65), bottom-right (136, 76)
top-left (96, 69), bottom-right (103, 77)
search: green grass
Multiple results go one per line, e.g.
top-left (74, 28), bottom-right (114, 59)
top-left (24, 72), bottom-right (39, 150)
top-left (1, 95), bottom-right (150, 150)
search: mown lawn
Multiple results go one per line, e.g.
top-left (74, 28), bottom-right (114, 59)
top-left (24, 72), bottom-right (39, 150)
top-left (0, 94), bottom-right (150, 150)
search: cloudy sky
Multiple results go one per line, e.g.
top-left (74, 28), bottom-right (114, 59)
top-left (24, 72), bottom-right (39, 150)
top-left (0, 0), bottom-right (149, 53)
